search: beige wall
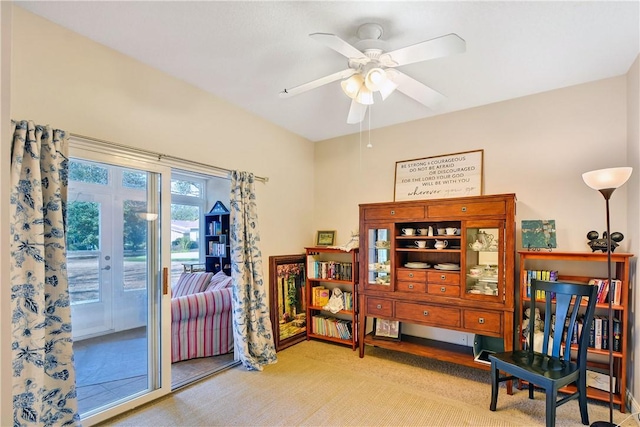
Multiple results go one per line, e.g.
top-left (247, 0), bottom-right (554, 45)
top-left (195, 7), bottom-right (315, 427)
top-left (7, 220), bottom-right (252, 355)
top-left (0, 3), bottom-right (12, 425)
top-left (315, 77), bottom-right (629, 252)
top-left (626, 54), bottom-right (640, 413)
top-left (10, 6), bottom-right (316, 262)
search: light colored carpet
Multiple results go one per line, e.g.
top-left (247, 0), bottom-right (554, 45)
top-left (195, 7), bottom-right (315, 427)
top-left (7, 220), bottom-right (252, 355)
top-left (105, 340), bottom-right (631, 427)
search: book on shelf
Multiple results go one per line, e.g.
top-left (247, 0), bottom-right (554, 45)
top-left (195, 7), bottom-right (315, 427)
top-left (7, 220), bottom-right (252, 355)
top-left (594, 317), bottom-right (602, 349)
top-left (312, 287), bottom-right (330, 306)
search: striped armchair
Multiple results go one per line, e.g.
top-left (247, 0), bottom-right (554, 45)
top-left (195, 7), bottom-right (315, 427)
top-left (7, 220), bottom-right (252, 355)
top-left (171, 271), bottom-right (234, 363)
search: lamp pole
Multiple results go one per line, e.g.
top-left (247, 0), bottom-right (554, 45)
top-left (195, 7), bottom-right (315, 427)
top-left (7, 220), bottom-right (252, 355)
top-left (582, 167), bottom-right (632, 427)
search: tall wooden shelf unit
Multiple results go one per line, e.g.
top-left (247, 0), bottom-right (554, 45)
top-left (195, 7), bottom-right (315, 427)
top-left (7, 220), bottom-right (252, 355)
top-left (518, 250), bottom-right (633, 413)
top-left (204, 201), bottom-right (231, 275)
top-left (358, 193), bottom-right (516, 371)
top-left (305, 247), bottom-right (359, 350)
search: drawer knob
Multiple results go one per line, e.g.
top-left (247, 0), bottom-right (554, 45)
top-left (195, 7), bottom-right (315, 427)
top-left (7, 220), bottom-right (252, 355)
top-left (441, 274), bottom-right (446, 280)
top-left (409, 273), bottom-right (414, 278)
top-left (390, 210), bottom-right (395, 215)
top-left (423, 310), bottom-right (429, 316)
top-left (408, 284), bottom-right (414, 289)
top-left (478, 317), bottom-right (485, 324)
top-left (440, 286), bottom-right (446, 293)
top-left (376, 304), bottom-right (382, 309)
top-left (461, 206), bottom-right (467, 212)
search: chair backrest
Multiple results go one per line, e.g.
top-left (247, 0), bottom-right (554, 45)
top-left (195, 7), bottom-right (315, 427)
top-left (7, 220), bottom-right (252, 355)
top-left (529, 279), bottom-right (598, 363)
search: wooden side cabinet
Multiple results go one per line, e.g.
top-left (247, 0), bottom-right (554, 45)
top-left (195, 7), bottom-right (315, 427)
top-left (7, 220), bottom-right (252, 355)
top-left (358, 193), bottom-right (516, 370)
top-left (305, 247), bottom-right (359, 350)
top-left (518, 250), bottom-right (633, 413)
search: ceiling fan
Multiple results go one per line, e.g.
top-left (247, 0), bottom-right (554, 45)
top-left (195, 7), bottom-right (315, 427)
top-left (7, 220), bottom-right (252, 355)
top-left (279, 23), bottom-right (466, 124)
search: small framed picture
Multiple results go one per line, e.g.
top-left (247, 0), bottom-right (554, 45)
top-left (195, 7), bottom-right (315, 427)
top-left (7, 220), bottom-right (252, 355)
top-left (316, 230), bottom-right (336, 246)
top-left (373, 318), bottom-right (401, 341)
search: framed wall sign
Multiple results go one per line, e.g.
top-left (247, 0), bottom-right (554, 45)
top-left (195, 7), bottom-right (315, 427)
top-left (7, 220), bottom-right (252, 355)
top-left (269, 255), bottom-right (307, 351)
top-left (394, 150), bottom-right (484, 201)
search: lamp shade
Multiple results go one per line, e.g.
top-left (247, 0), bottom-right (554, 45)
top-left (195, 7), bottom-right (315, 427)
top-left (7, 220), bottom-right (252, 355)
top-left (341, 74), bottom-right (364, 99)
top-left (378, 69), bottom-right (399, 100)
top-left (364, 68), bottom-right (387, 91)
top-left (355, 86), bottom-right (374, 105)
top-left (582, 167), bottom-right (632, 190)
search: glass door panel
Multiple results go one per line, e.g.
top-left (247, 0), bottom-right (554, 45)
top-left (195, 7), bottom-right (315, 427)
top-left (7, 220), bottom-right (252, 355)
top-left (366, 226), bottom-right (391, 289)
top-left (68, 158), bottom-right (163, 420)
top-left (464, 222), bottom-right (504, 301)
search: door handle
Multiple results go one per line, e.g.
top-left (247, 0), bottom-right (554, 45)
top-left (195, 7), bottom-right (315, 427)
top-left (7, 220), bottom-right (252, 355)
top-left (101, 265), bottom-right (111, 271)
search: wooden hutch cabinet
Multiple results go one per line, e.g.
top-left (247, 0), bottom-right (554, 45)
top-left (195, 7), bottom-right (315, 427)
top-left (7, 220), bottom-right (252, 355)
top-left (358, 193), bottom-right (516, 370)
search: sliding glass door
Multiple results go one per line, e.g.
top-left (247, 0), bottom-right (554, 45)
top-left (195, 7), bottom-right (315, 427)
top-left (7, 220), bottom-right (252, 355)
top-left (67, 147), bottom-right (172, 425)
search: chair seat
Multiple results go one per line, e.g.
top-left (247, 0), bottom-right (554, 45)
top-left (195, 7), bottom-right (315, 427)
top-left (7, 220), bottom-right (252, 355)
top-left (490, 350), bottom-right (578, 381)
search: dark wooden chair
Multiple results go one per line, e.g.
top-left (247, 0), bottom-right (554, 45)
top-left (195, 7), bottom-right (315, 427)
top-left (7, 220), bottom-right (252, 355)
top-left (489, 279), bottom-right (598, 427)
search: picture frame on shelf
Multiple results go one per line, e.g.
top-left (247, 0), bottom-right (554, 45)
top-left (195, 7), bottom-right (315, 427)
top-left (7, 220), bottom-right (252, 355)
top-left (373, 318), bottom-right (401, 341)
top-left (316, 230), bottom-right (336, 246)
top-left (268, 254), bottom-right (307, 351)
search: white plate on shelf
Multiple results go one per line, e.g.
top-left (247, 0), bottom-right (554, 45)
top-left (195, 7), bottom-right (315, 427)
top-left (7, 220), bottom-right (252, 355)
top-left (405, 263), bottom-right (430, 269)
top-left (434, 264), bottom-right (460, 271)
top-left (433, 265), bottom-right (460, 271)
top-left (405, 262), bottom-right (430, 268)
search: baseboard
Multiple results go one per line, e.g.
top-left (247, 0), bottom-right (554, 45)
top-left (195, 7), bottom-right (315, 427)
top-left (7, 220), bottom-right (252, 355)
top-left (626, 390), bottom-right (640, 426)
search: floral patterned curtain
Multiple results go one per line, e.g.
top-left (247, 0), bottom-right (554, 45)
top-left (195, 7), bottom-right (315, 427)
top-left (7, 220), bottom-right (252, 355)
top-left (229, 171), bottom-right (277, 370)
top-left (10, 120), bottom-right (80, 426)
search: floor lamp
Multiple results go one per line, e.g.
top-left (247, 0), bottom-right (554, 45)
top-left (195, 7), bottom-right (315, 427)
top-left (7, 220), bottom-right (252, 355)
top-left (582, 166), bottom-right (632, 427)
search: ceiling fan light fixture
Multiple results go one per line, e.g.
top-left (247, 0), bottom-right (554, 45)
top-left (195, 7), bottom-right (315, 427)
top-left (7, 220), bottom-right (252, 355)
top-left (355, 86), bottom-right (374, 105)
top-left (341, 74), bottom-right (364, 99)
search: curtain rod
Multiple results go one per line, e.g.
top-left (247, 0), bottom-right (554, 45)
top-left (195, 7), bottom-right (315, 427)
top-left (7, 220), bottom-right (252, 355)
top-left (69, 132), bottom-right (268, 183)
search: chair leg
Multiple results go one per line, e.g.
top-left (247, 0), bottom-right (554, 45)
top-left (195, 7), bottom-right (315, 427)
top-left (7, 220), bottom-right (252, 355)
top-left (490, 364), bottom-right (499, 411)
top-left (545, 388), bottom-right (557, 427)
top-left (529, 382), bottom-right (534, 399)
top-left (577, 375), bottom-right (590, 425)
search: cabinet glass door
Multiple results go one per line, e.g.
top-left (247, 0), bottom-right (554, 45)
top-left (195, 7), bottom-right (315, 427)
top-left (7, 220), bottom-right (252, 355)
top-left (366, 226), bottom-right (391, 289)
top-left (465, 222), bottom-right (503, 301)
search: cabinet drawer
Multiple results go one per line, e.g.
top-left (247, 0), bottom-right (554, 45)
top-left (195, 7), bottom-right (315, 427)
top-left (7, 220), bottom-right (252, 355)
top-left (395, 302), bottom-right (460, 328)
top-left (427, 284), bottom-right (460, 297)
top-left (397, 269), bottom-right (427, 281)
top-left (427, 271), bottom-right (460, 285)
top-left (427, 201), bottom-right (505, 218)
top-left (463, 310), bottom-right (502, 335)
top-left (364, 206), bottom-right (425, 220)
top-left (366, 298), bottom-right (393, 317)
top-left (397, 281), bottom-right (426, 293)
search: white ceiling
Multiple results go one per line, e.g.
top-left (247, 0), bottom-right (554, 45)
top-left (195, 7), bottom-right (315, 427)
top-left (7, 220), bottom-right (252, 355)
top-left (15, 1), bottom-right (640, 142)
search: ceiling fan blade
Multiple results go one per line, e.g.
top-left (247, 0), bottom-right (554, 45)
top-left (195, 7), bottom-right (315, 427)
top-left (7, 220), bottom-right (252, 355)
top-left (381, 33), bottom-right (466, 67)
top-left (393, 70), bottom-right (446, 108)
top-left (310, 33), bottom-right (367, 60)
top-left (347, 99), bottom-right (368, 124)
top-left (279, 68), bottom-right (357, 98)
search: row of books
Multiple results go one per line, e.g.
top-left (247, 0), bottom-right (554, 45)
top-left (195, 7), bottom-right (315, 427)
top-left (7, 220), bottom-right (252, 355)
top-left (588, 279), bottom-right (623, 305)
top-left (311, 287), bottom-right (353, 310)
top-left (309, 261), bottom-right (353, 281)
top-left (311, 315), bottom-right (352, 340)
top-left (208, 241), bottom-right (226, 256)
top-left (523, 270), bottom-right (559, 298)
top-left (566, 315), bottom-right (621, 351)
